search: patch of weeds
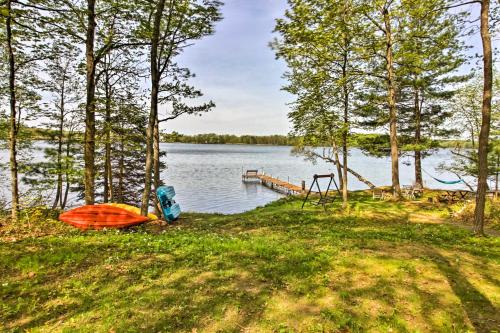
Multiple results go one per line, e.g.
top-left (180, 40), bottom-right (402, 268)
top-left (320, 308), bottom-right (363, 332)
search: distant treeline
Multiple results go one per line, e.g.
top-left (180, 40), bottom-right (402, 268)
top-left (161, 132), bottom-right (299, 146)
top-left (160, 131), bottom-right (472, 148)
top-left (1, 125), bottom-right (472, 149)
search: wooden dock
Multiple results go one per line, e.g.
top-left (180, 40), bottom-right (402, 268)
top-left (242, 170), bottom-right (305, 195)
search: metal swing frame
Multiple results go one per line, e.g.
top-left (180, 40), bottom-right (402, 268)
top-left (301, 173), bottom-right (341, 211)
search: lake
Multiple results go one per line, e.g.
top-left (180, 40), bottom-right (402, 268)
top-left (163, 144), bottom-right (471, 213)
top-left (0, 143), bottom-right (471, 214)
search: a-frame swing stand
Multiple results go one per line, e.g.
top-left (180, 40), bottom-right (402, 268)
top-left (301, 173), bottom-right (341, 211)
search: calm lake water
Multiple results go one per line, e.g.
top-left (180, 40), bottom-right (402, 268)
top-left (162, 144), bottom-right (471, 213)
top-left (0, 143), bottom-right (472, 214)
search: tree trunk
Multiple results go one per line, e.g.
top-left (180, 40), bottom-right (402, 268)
top-left (108, 153), bottom-right (114, 202)
top-left (52, 87), bottom-right (65, 210)
top-left (470, 125), bottom-right (476, 149)
top-left (61, 135), bottom-right (72, 210)
top-left (341, 50), bottom-right (349, 209)
top-left (474, 0), bottom-right (492, 236)
top-left (84, 0), bottom-right (97, 205)
top-left (62, 180), bottom-right (70, 210)
top-left (342, 162), bottom-right (375, 189)
top-left (6, 0), bottom-right (19, 222)
top-left (414, 85), bottom-right (423, 187)
top-left (495, 153), bottom-right (499, 192)
top-left (342, 137), bottom-right (348, 209)
top-left (141, 0), bottom-right (166, 215)
top-left (103, 64), bottom-right (112, 203)
top-left (332, 142), bottom-right (343, 190)
top-left (153, 116), bottom-right (161, 216)
top-left (118, 131), bottom-right (125, 203)
top-left (383, 8), bottom-right (401, 197)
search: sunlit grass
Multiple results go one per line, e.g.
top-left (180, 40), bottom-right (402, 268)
top-left (1, 192), bottom-right (499, 332)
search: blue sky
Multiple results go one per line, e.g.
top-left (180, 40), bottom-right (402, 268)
top-left (164, 0), bottom-right (292, 136)
top-left (163, 1), bottom-right (496, 136)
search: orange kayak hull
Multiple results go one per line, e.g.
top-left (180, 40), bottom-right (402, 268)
top-left (59, 204), bottom-right (149, 230)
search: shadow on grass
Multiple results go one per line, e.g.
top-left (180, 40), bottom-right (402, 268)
top-left (430, 250), bottom-right (500, 332)
top-left (1, 230), bottom-right (334, 331)
top-left (180, 199), bottom-right (499, 260)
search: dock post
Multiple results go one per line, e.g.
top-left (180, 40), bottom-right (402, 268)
top-left (301, 180), bottom-right (306, 192)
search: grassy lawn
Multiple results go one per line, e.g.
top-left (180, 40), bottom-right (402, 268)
top-left (1, 192), bottom-right (499, 332)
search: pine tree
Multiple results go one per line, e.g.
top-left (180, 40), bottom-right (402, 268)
top-left (94, 46), bottom-right (143, 203)
top-left (110, 94), bottom-right (148, 205)
top-left (22, 41), bottom-right (83, 210)
top-left (396, 0), bottom-right (468, 187)
top-left (357, 0), bottom-right (403, 197)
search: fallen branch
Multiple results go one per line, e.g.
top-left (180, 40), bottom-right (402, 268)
top-left (308, 151), bottom-right (376, 189)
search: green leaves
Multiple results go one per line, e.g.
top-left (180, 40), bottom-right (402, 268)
top-left (273, 0), bottom-right (360, 147)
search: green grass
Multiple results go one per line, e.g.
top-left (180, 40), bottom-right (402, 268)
top-left (1, 193), bottom-right (499, 332)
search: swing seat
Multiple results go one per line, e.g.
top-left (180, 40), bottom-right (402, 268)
top-left (317, 196), bottom-right (336, 204)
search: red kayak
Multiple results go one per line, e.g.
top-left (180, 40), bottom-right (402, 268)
top-left (59, 205), bottom-right (149, 230)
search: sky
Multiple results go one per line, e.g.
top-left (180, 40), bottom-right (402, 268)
top-left (162, 0), bottom-right (293, 136)
top-left (160, 1), bottom-right (496, 136)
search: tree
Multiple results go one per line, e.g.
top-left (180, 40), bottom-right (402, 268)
top-left (272, 0), bottom-right (363, 208)
top-left (80, 0), bottom-right (141, 205)
top-left (396, 0), bottom-right (468, 188)
top-left (491, 74), bottom-right (499, 193)
top-left (45, 42), bottom-right (82, 209)
top-left (0, 0), bottom-right (45, 220)
top-left (22, 42), bottom-right (83, 210)
top-left (137, 0), bottom-right (222, 215)
top-left (5, 0), bottom-right (18, 221)
top-left (358, 0), bottom-right (403, 197)
top-left (109, 94), bottom-right (148, 205)
top-left (42, 0), bottom-right (143, 205)
top-left (0, 0), bottom-right (23, 221)
top-left (445, 71), bottom-right (499, 224)
top-left (140, 0), bottom-right (166, 216)
top-left (451, 76), bottom-right (484, 149)
top-left (94, 46), bottom-right (144, 203)
top-left (473, 0), bottom-right (494, 235)
top-left (83, 0), bottom-right (97, 205)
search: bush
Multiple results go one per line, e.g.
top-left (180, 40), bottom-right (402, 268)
top-left (0, 206), bottom-right (69, 240)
